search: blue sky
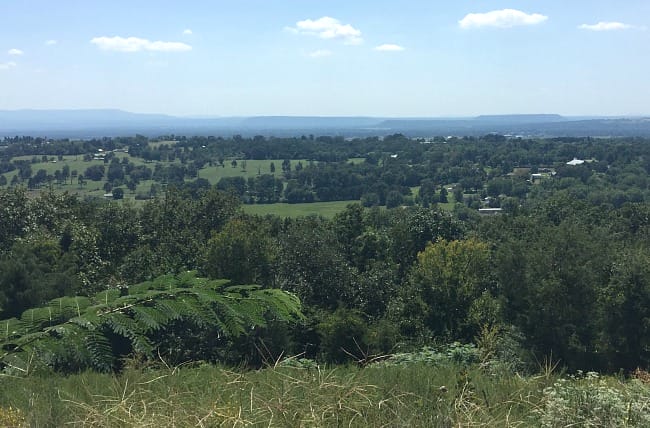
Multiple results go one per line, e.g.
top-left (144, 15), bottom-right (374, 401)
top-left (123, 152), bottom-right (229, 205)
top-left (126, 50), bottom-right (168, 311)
top-left (1, 0), bottom-right (648, 117)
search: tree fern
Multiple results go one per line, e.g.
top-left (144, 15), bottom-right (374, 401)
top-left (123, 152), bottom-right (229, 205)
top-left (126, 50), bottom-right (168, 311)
top-left (0, 272), bottom-right (302, 374)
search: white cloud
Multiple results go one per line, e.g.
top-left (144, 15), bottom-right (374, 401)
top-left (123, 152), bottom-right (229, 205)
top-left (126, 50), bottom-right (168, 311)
top-left (374, 44), bottom-right (405, 52)
top-left (288, 16), bottom-right (363, 45)
top-left (308, 49), bottom-right (332, 58)
top-left (90, 36), bottom-right (192, 52)
top-left (8, 48), bottom-right (24, 56)
top-left (183, 29), bottom-right (193, 35)
top-left (578, 22), bottom-right (633, 31)
top-left (0, 61), bottom-right (17, 70)
top-left (459, 9), bottom-right (548, 29)
top-left (45, 40), bottom-right (58, 46)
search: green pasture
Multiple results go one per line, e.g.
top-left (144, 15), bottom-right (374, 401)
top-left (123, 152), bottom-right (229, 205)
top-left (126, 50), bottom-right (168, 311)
top-left (198, 159), bottom-right (307, 182)
top-left (242, 200), bottom-right (357, 218)
top-left (0, 156), bottom-right (310, 198)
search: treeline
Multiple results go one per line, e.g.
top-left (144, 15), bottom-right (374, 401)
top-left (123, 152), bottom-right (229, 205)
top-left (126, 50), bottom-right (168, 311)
top-left (1, 183), bottom-right (649, 372)
top-left (5, 134), bottom-right (650, 209)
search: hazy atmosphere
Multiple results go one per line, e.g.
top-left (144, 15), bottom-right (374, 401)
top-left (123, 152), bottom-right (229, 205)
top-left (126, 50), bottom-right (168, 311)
top-left (1, 0), bottom-right (648, 117)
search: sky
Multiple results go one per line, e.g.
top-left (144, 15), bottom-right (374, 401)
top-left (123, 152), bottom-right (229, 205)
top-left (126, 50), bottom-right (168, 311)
top-left (0, 0), bottom-right (648, 117)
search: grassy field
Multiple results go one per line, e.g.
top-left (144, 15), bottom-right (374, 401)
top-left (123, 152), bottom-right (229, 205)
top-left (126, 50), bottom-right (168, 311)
top-left (1, 361), bottom-right (648, 427)
top-left (198, 159), bottom-right (306, 182)
top-left (242, 200), bottom-right (357, 218)
top-left (0, 157), bottom-right (308, 199)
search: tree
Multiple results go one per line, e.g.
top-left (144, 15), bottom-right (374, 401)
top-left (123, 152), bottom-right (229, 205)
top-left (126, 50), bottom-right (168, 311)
top-left (84, 165), bottom-right (105, 181)
top-left (270, 162), bottom-right (276, 174)
top-left (61, 164), bottom-right (70, 185)
top-left (598, 248), bottom-right (650, 370)
top-left (401, 238), bottom-right (497, 341)
top-left (112, 188), bottom-right (124, 200)
top-left (0, 239), bottom-right (80, 318)
top-left (204, 216), bottom-right (275, 285)
top-left (439, 187), bottom-right (448, 203)
top-left (361, 192), bottom-right (380, 207)
top-left (217, 176), bottom-right (247, 197)
top-left (107, 161), bottom-right (124, 182)
top-left (494, 218), bottom-right (609, 370)
top-left (282, 159), bottom-right (291, 174)
top-left (418, 179), bottom-right (437, 207)
top-left (0, 187), bottom-right (30, 249)
top-left (385, 190), bottom-right (404, 208)
top-left (276, 217), bottom-right (356, 309)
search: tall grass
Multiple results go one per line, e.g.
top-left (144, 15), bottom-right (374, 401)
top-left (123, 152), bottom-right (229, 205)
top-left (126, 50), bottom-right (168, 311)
top-left (0, 362), bottom-right (648, 427)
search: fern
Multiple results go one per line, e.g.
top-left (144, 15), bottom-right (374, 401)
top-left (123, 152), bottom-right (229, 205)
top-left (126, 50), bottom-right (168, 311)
top-left (0, 272), bottom-right (302, 374)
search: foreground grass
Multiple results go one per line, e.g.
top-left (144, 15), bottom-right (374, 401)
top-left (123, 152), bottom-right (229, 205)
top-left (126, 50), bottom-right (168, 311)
top-left (1, 362), bottom-right (648, 427)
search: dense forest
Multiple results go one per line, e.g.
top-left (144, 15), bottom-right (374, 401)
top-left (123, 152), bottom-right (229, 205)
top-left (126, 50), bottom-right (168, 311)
top-left (1, 134), bottom-right (649, 376)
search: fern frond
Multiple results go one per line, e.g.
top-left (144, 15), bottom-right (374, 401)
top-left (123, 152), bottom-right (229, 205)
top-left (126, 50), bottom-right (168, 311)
top-left (1, 273), bottom-right (302, 374)
top-left (85, 331), bottom-right (114, 372)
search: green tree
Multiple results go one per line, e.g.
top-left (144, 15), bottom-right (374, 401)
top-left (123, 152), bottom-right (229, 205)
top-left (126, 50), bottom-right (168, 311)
top-left (204, 216), bottom-right (275, 285)
top-left (439, 186), bottom-right (448, 203)
top-left (0, 188), bottom-right (31, 250)
top-left (598, 247), bottom-right (650, 370)
top-left (0, 239), bottom-right (80, 318)
top-left (112, 188), bottom-right (124, 200)
top-left (84, 165), bottom-right (104, 181)
top-left (418, 179), bottom-right (437, 207)
top-left (276, 217), bottom-right (356, 309)
top-left (401, 238), bottom-right (498, 341)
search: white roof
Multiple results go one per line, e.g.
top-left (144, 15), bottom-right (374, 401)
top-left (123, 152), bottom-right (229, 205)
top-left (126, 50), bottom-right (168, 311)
top-left (566, 158), bottom-right (585, 166)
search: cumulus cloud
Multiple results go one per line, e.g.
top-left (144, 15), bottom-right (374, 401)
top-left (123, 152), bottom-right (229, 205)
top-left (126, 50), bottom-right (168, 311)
top-left (90, 36), bottom-right (192, 52)
top-left (459, 9), bottom-right (548, 29)
top-left (308, 49), bottom-right (332, 58)
top-left (8, 48), bottom-right (24, 56)
top-left (374, 44), bottom-right (405, 52)
top-left (579, 22), bottom-right (633, 31)
top-left (288, 16), bottom-right (363, 45)
top-left (45, 40), bottom-right (58, 46)
top-left (183, 29), bottom-right (193, 35)
top-left (0, 61), bottom-right (17, 70)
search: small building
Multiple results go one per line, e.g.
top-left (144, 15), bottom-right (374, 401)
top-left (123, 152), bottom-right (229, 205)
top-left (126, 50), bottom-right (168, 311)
top-left (478, 208), bottom-right (503, 215)
top-left (566, 158), bottom-right (585, 166)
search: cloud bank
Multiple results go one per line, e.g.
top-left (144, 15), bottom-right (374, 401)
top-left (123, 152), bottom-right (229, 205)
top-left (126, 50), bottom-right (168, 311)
top-left (288, 16), bottom-right (363, 45)
top-left (459, 9), bottom-right (548, 29)
top-left (579, 22), bottom-right (633, 31)
top-left (90, 36), bottom-right (192, 52)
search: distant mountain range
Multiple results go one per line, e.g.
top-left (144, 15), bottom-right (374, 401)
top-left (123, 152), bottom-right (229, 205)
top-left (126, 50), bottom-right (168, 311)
top-left (1, 109), bottom-right (650, 138)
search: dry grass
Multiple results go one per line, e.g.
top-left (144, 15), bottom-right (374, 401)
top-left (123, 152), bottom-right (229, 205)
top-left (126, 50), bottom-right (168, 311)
top-left (1, 361), bottom-right (648, 427)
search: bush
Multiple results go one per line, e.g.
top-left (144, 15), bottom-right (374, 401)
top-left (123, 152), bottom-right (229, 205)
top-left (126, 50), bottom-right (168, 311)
top-left (536, 372), bottom-right (650, 427)
top-left (317, 308), bottom-right (369, 364)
